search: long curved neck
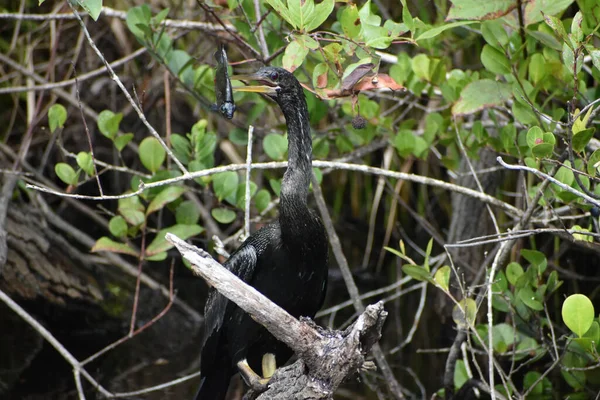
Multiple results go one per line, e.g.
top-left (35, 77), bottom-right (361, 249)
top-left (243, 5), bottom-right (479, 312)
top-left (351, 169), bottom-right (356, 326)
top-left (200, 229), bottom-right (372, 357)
top-left (278, 91), bottom-right (312, 229)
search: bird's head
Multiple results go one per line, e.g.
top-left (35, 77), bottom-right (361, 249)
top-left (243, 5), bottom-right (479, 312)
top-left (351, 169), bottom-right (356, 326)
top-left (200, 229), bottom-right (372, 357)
top-left (231, 67), bottom-right (304, 106)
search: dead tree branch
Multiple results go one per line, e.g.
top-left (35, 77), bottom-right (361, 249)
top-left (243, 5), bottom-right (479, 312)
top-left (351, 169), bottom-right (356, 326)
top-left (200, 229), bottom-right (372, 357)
top-left (165, 233), bottom-right (388, 399)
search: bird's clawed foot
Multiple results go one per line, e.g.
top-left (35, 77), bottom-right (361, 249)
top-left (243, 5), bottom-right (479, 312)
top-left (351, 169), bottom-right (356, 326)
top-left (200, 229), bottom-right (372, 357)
top-left (237, 353), bottom-right (277, 393)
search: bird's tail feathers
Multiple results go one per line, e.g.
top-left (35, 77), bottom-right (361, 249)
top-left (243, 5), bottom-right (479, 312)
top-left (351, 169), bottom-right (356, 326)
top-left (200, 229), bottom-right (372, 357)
top-left (194, 366), bottom-right (232, 400)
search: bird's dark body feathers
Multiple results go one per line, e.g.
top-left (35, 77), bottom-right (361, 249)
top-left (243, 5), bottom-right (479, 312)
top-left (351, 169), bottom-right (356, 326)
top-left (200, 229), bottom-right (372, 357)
top-left (195, 67), bottom-right (328, 400)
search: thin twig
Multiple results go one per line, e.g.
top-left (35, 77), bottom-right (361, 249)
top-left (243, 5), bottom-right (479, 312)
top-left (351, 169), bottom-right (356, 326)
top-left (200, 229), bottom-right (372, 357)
top-left (27, 160), bottom-right (523, 217)
top-left (74, 74), bottom-right (104, 196)
top-left (0, 7), bottom-right (231, 31)
top-left (244, 126), bottom-right (254, 240)
top-left (0, 48), bottom-right (147, 94)
top-left (252, 0), bottom-right (270, 58)
top-left (497, 156), bottom-right (600, 207)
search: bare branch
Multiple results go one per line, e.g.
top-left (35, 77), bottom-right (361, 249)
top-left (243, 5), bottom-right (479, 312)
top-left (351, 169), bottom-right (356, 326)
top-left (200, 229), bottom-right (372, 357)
top-left (165, 233), bottom-right (388, 399)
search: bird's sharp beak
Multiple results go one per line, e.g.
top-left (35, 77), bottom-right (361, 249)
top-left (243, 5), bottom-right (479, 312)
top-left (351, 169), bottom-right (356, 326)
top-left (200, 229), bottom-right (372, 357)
top-left (231, 74), bottom-right (280, 95)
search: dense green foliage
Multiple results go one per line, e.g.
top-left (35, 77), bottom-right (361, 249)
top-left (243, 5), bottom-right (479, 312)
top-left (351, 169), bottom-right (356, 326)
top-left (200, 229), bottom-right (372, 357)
top-left (3, 0), bottom-right (600, 398)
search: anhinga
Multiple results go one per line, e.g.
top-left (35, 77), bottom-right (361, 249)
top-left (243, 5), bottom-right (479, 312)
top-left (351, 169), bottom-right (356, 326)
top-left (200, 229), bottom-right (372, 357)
top-left (195, 67), bottom-right (329, 399)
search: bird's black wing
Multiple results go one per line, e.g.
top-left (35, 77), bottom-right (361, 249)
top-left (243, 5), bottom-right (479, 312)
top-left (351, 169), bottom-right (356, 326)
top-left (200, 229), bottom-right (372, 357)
top-left (196, 244), bottom-right (258, 399)
top-left (200, 244), bottom-right (258, 367)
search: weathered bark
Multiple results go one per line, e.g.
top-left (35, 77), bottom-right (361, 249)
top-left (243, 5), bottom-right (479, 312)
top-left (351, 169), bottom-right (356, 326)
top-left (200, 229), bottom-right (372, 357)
top-left (447, 148), bottom-right (502, 274)
top-left (1, 204), bottom-right (104, 305)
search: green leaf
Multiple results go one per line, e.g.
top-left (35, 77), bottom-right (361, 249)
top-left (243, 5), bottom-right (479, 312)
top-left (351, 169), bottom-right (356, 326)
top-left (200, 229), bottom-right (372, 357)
top-left (492, 323), bottom-right (518, 353)
top-left (146, 252), bottom-right (167, 261)
top-left (213, 171), bottom-right (239, 201)
top-left (524, 372), bottom-right (544, 395)
top-left (120, 208), bottom-right (145, 227)
top-left (402, 1), bottom-right (414, 33)
top-left (454, 359), bottom-right (468, 389)
top-left (109, 216), bottom-right (128, 238)
top-left (571, 225), bottom-right (593, 242)
top-left (139, 137), bottom-right (166, 173)
top-left (554, 161), bottom-right (574, 187)
top-left (55, 163), bottom-right (78, 186)
top-left (176, 200), bottom-right (200, 225)
top-left (521, 249), bottom-right (547, 275)
top-left (340, 4), bottom-right (361, 39)
top-left (75, 0), bottom-right (102, 21)
top-left (304, 0), bottom-right (334, 32)
top-left (401, 264), bottom-right (433, 283)
top-left (527, 29), bottom-right (562, 51)
top-left (145, 224), bottom-right (204, 256)
top-left (532, 143), bottom-right (554, 158)
top-left (526, 126), bottom-right (544, 148)
top-left (411, 54), bottom-right (431, 82)
top-left (481, 44), bottom-right (511, 75)
top-left (358, 0), bottom-right (381, 26)
top-left (527, 0), bottom-right (574, 26)
top-left (452, 298), bottom-right (477, 328)
top-left (415, 21), bottom-right (477, 41)
top-left (492, 270), bottom-right (508, 293)
top-left (500, 124), bottom-right (516, 152)
top-left (562, 294), bottom-right (595, 337)
top-left (394, 130), bottom-right (415, 157)
top-left (542, 13), bottom-right (567, 42)
top-left (518, 287), bottom-right (544, 311)
top-left (147, 186), bottom-right (186, 215)
top-left (587, 149), bottom-right (600, 176)
top-left (571, 11), bottom-right (583, 45)
top-left (118, 195), bottom-right (146, 226)
top-left (97, 110), bottom-right (123, 140)
top-left (506, 262), bottom-right (524, 286)
top-left (574, 321), bottom-right (600, 353)
top-left (588, 48), bottom-right (600, 71)
top-left (265, 0), bottom-right (295, 28)
top-left (312, 63), bottom-right (329, 89)
top-left (423, 238), bottom-right (433, 272)
top-left (153, 8), bottom-right (170, 26)
top-left (92, 237), bottom-right (139, 257)
top-left (126, 4), bottom-right (152, 40)
top-left (572, 128), bottom-right (595, 153)
top-left (211, 207), bottom-right (237, 224)
top-left (232, 182), bottom-right (258, 209)
top-left (48, 104), bottom-right (67, 133)
top-left (561, 352), bottom-right (587, 389)
top-left (114, 133), bottom-right (134, 152)
top-left (263, 133), bottom-right (288, 160)
top-left (282, 40), bottom-right (309, 72)
top-left (255, 189), bottom-right (272, 213)
top-left (76, 152), bottom-right (94, 176)
top-left (434, 265), bottom-right (451, 292)
top-left (167, 49), bottom-right (194, 86)
top-left (452, 79), bottom-right (512, 116)
top-left (528, 53), bottom-right (547, 84)
top-left (563, 42), bottom-right (583, 75)
top-left (447, 0), bottom-right (515, 21)
top-left (547, 270), bottom-right (563, 294)
top-left (481, 20), bottom-right (509, 49)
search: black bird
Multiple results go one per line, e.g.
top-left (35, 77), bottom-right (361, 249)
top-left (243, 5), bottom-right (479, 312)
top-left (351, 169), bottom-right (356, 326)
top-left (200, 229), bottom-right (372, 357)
top-left (195, 67), bottom-right (329, 400)
top-left (212, 44), bottom-right (236, 119)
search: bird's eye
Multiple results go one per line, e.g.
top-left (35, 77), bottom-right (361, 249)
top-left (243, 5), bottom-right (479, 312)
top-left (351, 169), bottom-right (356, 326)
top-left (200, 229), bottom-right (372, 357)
top-left (269, 71), bottom-right (279, 81)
